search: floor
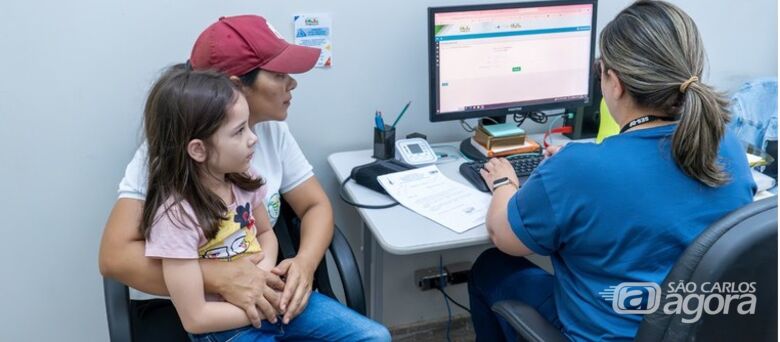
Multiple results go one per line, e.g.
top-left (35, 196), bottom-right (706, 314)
top-left (390, 316), bottom-right (476, 341)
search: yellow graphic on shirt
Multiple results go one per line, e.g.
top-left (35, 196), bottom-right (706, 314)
top-left (199, 202), bottom-right (261, 261)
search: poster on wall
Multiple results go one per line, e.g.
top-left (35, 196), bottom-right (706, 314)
top-left (293, 13), bottom-right (332, 68)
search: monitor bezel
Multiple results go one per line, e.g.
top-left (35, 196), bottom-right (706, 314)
top-left (427, 0), bottom-right (599, 123)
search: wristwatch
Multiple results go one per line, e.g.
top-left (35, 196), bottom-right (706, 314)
top-left (492, 177), bottom-right (518, 191)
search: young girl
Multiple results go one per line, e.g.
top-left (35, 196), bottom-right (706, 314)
top-left (140, 65), bottom-right (280, 339)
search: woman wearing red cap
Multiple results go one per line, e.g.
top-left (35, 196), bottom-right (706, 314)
top-left (99, 15), bottom-right (390, 341)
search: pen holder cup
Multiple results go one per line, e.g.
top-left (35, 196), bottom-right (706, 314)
top-left (373, 125), bottom-right (396, 160)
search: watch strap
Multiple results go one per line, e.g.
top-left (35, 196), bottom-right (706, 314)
top-left (491, 177), bottom-right (517, 191)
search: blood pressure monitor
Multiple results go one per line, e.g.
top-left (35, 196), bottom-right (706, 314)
top-left (395, 138), bottom-right (437, 165)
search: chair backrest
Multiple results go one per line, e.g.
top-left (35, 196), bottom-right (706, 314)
top-left (272, 197), bottom-right (337, 297)
top-left (103, 277), bottom-right (132, 342)
top-left (635, 197), bottom-right (778, 341)
top-left (272, 198), bottom-right (366, 315)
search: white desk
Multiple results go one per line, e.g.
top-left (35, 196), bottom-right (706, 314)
top-left (329, 134), bottom-right (775, 320)
top-left (327, 134), bottom-right (559, 320)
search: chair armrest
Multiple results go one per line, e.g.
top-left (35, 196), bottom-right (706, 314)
top-left (492, 300), bottom-right (566, 342)
top-left (274, 198), bottom-right (366, 315)
top-left (103, 277), bottom-right (133, 342)
top-left (327, 225), bottom-right (367, 316)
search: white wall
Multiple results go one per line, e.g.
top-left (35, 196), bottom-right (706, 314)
top-left (0, 0), bottom-right (775, 340)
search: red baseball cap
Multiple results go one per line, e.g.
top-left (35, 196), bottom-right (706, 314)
top-left (190, 15), bottom-right (320, 76)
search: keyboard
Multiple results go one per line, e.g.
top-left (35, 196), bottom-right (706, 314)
top-left (459, 152), bottom-right (544, 192)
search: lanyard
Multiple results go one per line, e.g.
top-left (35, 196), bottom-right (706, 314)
top-left (620, 115), bottom-right (675, 134)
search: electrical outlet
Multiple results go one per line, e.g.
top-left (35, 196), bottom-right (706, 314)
top-left (415, 262), bottom-right (473, 290)
top-left (446, 262), bottom-right (471, 285)
top-left (415, 267), bottom-right (448, 291)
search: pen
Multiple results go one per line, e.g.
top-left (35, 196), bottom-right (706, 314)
top-left (392, 101), bottom-right (412, 127)
top-left (375, 111), bottom-right (384, 131)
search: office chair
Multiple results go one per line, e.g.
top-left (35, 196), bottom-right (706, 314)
top-left (103, 198), bottom-right (365, 342)
top-left (491, 197), bottom-right (778, 342)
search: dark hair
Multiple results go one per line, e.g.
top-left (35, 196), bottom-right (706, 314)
top-left (600, 0), bottom-right (730, 187)
top-left (239, 68), bottom-right (261, 87)
top-left (141, 64), bottom-right (264, 240)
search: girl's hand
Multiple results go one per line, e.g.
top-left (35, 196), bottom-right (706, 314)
top-left (479, 158), bottom-right (520, 192)
top-left (272, 257), bottom-right (316, 324)
top-left (543, 144), bottom-right (563, 158)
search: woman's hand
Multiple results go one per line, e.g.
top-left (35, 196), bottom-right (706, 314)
top-left (478, 158), bottom-right (532, 256)
top-left (205, 253), bottom-right (285, 326)
top-left (479, 158), bottom-right (520, 192)
top-left (543, 144), bottom-right (563, 158)
top-left (272, 256), bottom-right (317, 324)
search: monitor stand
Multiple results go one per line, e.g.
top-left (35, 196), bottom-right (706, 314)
top-left (459, 116), bottom-right (506, 161)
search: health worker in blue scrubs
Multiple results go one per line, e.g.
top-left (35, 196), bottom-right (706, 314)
top-left (468, 1), bottom-right (756, 341)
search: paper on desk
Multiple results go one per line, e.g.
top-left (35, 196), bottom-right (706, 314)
top-left (747, 153), bottom-right (765, 167)
top-left (377, 165), bottom-right (491, 233)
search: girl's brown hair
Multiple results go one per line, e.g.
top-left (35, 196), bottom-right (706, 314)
top-left (141, 64), bottom-right (264, 240)
top-left (600, 0), bottom-right (730, 187)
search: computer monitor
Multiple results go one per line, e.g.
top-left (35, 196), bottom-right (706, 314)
top-left (428, 0), bottom-right (598, 125)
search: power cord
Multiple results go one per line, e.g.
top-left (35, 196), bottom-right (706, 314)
top-left (435, 255), bottom-right (472, 313)
top-left (512, 111), bottom-right (570, 127)
top-left (436, 256), bottom-right (472, 342)
top-left (459, 119), bottom-right (476, 132)
top-left (460, 117), bottom-right (501, 133)
top-left (439, 255), bottom-right (452, 342)
top-left (338, 176), bottom-right (400, 209)
top-left (436, 287), bottom-right (471, 313)
top-left (543, 113), bottom-right (574, 148)
top-left (513, 111), bottom-right (548, 126)
top-left (461, 111), bottom-right (570, 131)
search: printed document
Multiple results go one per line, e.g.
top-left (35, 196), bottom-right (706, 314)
top-left (377, 165), bottom-right (491, 233)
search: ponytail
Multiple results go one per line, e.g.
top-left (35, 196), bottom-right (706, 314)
top-left (600, 0), bottom-right (733, 188)
top-left (672, 80), bottom-right (731, 187)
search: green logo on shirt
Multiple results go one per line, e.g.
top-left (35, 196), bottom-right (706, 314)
top-left (267, 193), bottom-right (281, 224)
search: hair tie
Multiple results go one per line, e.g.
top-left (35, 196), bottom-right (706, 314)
top-left (679, 76), bottom-right (699, 93)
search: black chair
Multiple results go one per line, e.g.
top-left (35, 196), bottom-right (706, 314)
top-left (103, 198), bottom-right (365, 342)
top-left (492, 197), bottom-right (778, 342)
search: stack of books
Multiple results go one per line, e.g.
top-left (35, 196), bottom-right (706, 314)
top-left (470, 122), bottom-right (540, 158)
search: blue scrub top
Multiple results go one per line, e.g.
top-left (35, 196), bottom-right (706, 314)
top-left (507, 124), bottom-right (756, 341)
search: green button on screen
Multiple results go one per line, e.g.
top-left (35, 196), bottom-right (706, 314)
top-left (512, 66), bottom-right (522, 72)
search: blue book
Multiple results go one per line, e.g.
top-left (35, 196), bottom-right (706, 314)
top-left (482, 123), bottom-right (525, 138)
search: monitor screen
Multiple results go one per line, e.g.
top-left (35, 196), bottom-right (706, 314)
top-left (428, 1), bottom-right (597, 122)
